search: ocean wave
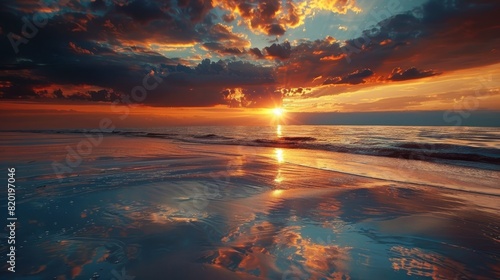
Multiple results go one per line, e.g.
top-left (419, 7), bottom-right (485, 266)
top-left (145, 132), bottom-right (178, 138)
top-left (192, 134), bottom-right (234, 140)
top-left (6, 129), bottom-right (500, 168)
top-left (281, 136), bottom-right (317, 141)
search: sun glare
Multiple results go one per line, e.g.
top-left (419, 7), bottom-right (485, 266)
top-left (273, 108), bottom-right (284, 117)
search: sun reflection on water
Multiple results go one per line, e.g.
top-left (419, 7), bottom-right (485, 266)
top-left (272, 189), bottom-right (284, 197)
top-left (274, 148), bottom-right (285, 183)
top-left (274, 170), bottom-right (284, 183)
top-left (275, 148), bottom-right (284, 163)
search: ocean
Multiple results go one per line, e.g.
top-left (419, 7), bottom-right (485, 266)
top-left (0, 126), bottom-right (499, 279)
top-left (17, 125), bottom-right (500, 167)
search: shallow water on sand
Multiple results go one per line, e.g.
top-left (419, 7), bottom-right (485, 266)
top-left (0, 132), bottom-right (499, 279)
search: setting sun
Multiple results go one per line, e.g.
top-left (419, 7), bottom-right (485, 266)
top-left (273, 108), bottom-right (284, 117)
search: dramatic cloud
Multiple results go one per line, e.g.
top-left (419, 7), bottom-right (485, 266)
top-left (202, 43), bottom-right (244, 55)
top-left (264, 41), bottom-right (292, 60)
top-left (1, 0), bottom-right (499, 110)
top-left (0, 0), bottom-right (276, 107)
top-left (388, 67), bottom-right (439, 81)
top-left (115, 0), bottom-right (168, 23)
top-left (200, 23), bottom-right (250, 54)
top-left (222, 86), bottom-right (282, 107)
top-left (213, 0), bottom-right (297, 35)
top-left (249, 48), bottom-right (264, 58)
top-left (323, 69), bottom-right (374, 85)
top-left (68, 42), bottom-right (93, 55)
top-left (277, 0), bottom-right (500, 91)
top-left (212, 0), bottom-right (356, 36)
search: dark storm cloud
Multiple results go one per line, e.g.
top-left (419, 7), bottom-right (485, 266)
top-left (32, 88), bottom-right (120, 102)
top-left (115, 0), bottom-right (168, 23)
top-left (0, 0), bottom-right (277, 107)
top-left (202, 42), bottom-right (245, 55)
top-left (202, 42), bottom-right (223, 51)
top-left (199, 23), bottom-right (250, 50)
top-left (1, 0), bottom-right (223, 55)
top-left (180, 0), bottom-right (213, 22)
top-left (138, 59), bottom-right (278, 107)
top-left (0, 4), bottom-right (199, 61)
top-left (87, 89), bottom-right (121, 102)
top-left (264, 41), bottom-right (291, 59)
top-left (221, 47), bottom-right (244, 55)
top-left (388, 67), bottom-right (439, 81)
top-left (249, 48), bottom-right (264, 58)
top-left (89, 0), bottom-right (107, 11)
top-left (266, 23), bottom-right (286, 36)
top-left (0, 76), bottom-right (39, 99)
top-left (323, 69), bottom-right (374, 85)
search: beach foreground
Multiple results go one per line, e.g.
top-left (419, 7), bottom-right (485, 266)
top-left (1, 132), bottom-right (499, 279)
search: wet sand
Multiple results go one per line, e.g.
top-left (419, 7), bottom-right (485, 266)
top-left (0, 132), bottom-right (499, 279)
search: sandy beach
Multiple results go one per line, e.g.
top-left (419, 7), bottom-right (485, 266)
top-left (0, 131), bottom-right (499, 279)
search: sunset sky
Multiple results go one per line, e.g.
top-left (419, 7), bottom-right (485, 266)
top-left (1, 0), bottom-right (499, 128)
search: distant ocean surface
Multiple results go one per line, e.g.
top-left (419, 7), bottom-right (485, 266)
top-left (16, 125), bottom-right (500, 170)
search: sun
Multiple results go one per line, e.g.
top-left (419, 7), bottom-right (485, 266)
top-left (272, 108), bottom-right (284, 117)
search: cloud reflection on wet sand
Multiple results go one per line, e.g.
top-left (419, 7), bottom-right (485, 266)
top-left (2, 133), bottom-right (499, 279)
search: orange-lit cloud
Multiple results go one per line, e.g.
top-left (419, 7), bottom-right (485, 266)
top-left (213, 0), bottom-right (359, 36)
top-left (281, 63), bottom-right (500, 113)
top-left (213, 0), bottom-right (304, 35)
top-left (319, 54), bottom-right (346, 61)
top-left (68, 42), bottom-right (93, 55)
top-left (307, 0), bottom-right (361, 14)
